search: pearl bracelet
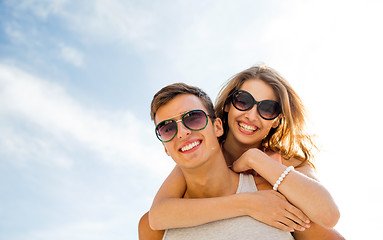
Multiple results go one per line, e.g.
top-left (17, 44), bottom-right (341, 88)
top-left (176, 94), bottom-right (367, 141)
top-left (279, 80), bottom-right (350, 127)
top-left (273, 166), bottom-right (294, 191)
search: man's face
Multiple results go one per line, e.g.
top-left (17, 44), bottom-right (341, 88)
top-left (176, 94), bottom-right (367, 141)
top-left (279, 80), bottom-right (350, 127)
top-left (155, 94), bottom-right (223, 170)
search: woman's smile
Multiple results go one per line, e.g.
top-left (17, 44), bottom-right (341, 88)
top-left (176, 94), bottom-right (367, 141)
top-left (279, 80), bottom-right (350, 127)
top-left (238, 121), bottom-right (258, 135)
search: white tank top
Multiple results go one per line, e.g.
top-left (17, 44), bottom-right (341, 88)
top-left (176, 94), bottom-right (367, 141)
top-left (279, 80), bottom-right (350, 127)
top-left (162, 173), bottom-right (294, 240)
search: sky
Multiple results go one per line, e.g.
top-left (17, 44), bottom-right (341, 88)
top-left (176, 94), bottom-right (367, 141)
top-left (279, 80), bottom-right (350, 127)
top-left (0, 0), bottom-right (382, 239)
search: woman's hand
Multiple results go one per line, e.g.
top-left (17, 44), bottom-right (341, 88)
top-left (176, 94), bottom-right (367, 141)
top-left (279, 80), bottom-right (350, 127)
top-left (243, 190), bottom-right (311, 232)
top-left (232, 148), bottom-right (278, 173)
top-left (232, 148), bottom-right (340, 228)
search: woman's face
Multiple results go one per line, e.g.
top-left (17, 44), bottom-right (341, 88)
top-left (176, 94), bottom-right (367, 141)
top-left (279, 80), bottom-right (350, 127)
top-left (225, 78), bottom-right (280, 148)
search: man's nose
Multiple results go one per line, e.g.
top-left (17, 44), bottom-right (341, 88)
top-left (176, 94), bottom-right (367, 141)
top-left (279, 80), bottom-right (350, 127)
top-left (176, 120), bottom-right (191, 138)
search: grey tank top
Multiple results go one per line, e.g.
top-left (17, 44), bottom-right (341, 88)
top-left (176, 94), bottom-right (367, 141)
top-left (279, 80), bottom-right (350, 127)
top-left (162, 173), bottom-right (294, 240)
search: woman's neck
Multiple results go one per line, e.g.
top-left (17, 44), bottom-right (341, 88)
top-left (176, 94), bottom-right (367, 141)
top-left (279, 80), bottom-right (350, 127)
top-left (222, 134), bottom-right (261, 166)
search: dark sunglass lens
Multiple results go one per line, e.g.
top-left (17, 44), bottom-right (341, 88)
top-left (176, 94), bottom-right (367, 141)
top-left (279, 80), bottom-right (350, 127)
top-left (233, 91), bottom-right (253, 111)
top-left (156, 120), bottom-right (177, 141)
top-left (183, 110), bottom-right (207, 130)
top-left (259, 101), bottom-right (280, 119)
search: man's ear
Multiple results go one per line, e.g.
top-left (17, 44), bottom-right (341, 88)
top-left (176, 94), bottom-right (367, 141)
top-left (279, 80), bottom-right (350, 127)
top-left (163, 144), bottom-right (170, 156)
top-left (213, 117), bottom-right (224, 137)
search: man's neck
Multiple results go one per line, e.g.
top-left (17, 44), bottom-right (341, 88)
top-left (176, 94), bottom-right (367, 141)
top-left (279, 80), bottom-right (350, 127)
top-left (182, 152), bottom-right (238, 199)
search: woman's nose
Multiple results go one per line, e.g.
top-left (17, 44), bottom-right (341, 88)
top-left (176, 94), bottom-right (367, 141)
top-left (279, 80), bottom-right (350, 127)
top-left (244, 105), bottom-right (259, 121)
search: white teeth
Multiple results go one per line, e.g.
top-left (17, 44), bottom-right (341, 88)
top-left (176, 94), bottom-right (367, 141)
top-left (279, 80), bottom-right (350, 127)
top-left (239, 122), bottom-right (256, 132)
top-left (181, 141), bottom-right (200, 152)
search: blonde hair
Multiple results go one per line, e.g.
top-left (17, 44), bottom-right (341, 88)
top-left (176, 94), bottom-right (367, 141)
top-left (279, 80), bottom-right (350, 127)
top-left (215, 64), bottom-right (316, 166)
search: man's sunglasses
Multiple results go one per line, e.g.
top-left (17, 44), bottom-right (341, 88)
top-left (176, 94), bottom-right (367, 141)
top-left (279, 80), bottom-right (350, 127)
top-left (155, 109), bottom-right (209, 142)
top-left (231, 90), bottom-right (281, 120)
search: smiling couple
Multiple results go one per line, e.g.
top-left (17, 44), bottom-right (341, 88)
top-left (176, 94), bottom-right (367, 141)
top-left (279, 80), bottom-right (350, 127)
top-left (139, 64), bottom-right (344, 240)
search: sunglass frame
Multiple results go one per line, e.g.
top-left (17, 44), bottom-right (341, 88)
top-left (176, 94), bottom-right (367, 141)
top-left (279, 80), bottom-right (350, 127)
top-left (155, 109), bottom-right (209, 142)
top-left (231, 90), bottom-right (282, 120)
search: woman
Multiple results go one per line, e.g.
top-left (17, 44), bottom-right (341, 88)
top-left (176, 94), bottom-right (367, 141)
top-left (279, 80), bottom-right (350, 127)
top-left (139, 64), bottom-right (342, 239)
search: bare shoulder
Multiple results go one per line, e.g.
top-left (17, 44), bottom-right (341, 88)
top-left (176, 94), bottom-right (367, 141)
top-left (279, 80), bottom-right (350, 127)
top-left (282, 157), bottom-right (319, 181)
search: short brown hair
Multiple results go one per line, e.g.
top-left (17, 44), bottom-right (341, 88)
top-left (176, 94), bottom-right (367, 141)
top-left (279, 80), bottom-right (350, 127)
top-left (151, 83), bottom-right (216, 123)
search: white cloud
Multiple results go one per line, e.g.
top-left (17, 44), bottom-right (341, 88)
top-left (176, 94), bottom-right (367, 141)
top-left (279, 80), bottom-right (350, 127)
top-left (16, 0), bottom-right (69, 19)
top-left (12, 0), bottom-right (157, 49)
top-left (59, 44), bottom-right (84, 67)
top-left (0, 63), bottom-right (171, 239)
top-left (4, 22), bottom-right (26, 43)
top-left (23, 220), bottom-right (128, 240)
top-left (0, 64), bottom-right (172, 174)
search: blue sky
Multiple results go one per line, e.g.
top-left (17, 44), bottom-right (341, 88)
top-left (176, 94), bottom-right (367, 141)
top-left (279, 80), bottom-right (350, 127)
top-left (1, 0), bottom-right (382, 239)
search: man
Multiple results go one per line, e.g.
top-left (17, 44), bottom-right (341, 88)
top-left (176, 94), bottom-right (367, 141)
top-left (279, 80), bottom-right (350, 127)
top-left (139, 83), bottom-right (294, 239)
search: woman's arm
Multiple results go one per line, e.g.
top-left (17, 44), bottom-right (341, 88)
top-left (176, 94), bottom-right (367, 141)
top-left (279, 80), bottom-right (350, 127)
top-left (232, 148), bottom-right (340, 228)
top-left (293, 222), bottom-right (345, 240)
top-left (150, 165), bottom-right (249, 230)
top-left (149, 165), bottom-right (309, 231)
top-left (138, 212), bottom-right (164, 240)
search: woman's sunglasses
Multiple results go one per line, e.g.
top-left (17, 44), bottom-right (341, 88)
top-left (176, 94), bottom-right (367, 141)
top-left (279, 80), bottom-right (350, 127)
top-left (231, 90), bottom-right (281, 120)
top-left (155, 109), bottom-right (209, 142)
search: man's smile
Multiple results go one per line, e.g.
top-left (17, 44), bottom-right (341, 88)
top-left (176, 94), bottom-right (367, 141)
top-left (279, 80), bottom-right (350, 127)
top-left (179, 140), bottom-right (202, 152)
